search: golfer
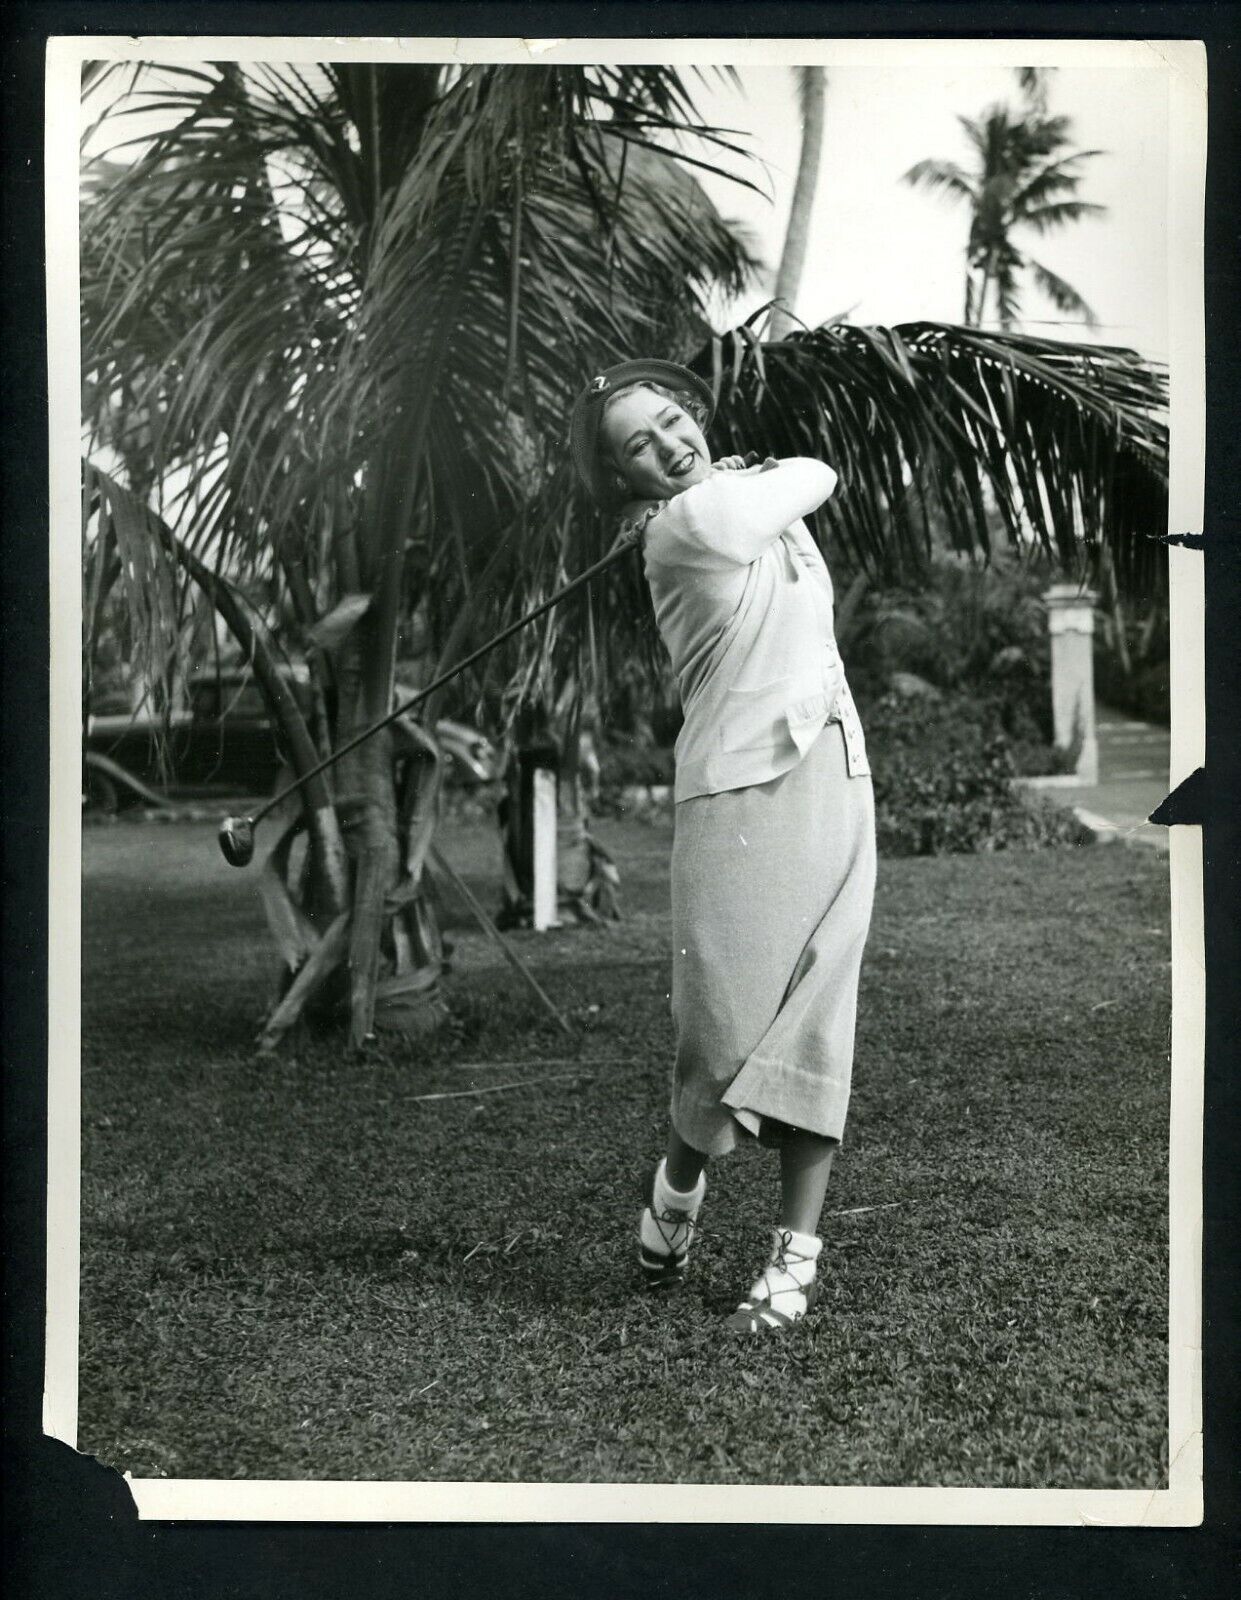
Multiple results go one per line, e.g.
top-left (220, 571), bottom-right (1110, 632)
top-left (570, 360), bottom-right (876, 1333)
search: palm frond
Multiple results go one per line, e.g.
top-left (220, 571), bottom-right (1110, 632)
top-left (83, 61), bottom-right (1168, 745)
top-left (1020, 199), bottom-right (1107, 235)
top-left (903, 159), bottom-right (976, 204)
top-left (83, 63), bottom-right (753, 578)
top-left (1016, 66), bottom-right (1054, 111)
top-left (81, 60), bottom-right (762, 727)
top-left (1026, 258), bottom-right (1100, 326)
top-left (702, 321), bottom-right (1166, 595)
top-left (1008, 152), bottom-right (1104, 213)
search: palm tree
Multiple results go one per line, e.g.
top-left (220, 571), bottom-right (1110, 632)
top-left (1016, 67), bottom-right (1053, 114)
top-left (82, 61), bottom-right (1167, 1053)
top-left (904, 76), bottom-right (1105, 330)
top-left (82, 60), bottom-right (760, 1044)
top-left (769, 66), bottom-right (826, 338)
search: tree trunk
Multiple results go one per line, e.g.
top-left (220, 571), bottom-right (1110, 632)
top-left (139, 499), bottom-right (350, 917)
top-left (967, 260), bottom-right (991, 329)
top-left (91, 475), bottom-right (453, 1050)
top-left (277, 539), bottom-right (335, 760)
top-left (769, 67), bottom-right (826, 340)
top-left (338, 200), bottom-right (489, 1038)
top-left (334, 620), bottom-right (445, 1040)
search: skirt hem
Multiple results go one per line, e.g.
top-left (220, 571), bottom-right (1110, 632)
top-left (671, 1097), bottom-right (846, 1159)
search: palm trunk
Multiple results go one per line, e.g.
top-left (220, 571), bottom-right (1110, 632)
top-left (145, 507), bottom-right (349, 917)
top-left (769, 67), bottom-right (826, 340)
top-left (341, 200), bottom-right (491, 1040)
top-left (977, 267), bottom-right (991, 328)
top-left (278, 541), bottom-right (335, 760)
top-left (344, 476), bottom-right (404, 1038)
top-left (967, 261), bottom-right (991, 329)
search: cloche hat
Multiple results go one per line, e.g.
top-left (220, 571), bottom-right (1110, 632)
top-left (568, 358), bottom-right (716, 503)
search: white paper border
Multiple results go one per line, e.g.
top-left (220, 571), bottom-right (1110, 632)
top-left (45, 32), bottom-right (1207, 1527)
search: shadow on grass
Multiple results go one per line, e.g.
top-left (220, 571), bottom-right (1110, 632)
top-left (78, 819), bottom-right (1170, 1488)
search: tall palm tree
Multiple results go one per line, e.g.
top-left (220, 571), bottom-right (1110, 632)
top-left (769, 66), bottom-right (826, 338)
top-left (82, 60), bottom-right (759, 1044)
top-left (903, 80), bottom-right (1105, 330)
top-left (82, 61), bottom-right (1167, 1052)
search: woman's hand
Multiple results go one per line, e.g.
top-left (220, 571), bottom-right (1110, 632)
top-left (612, 496), bottom-right (668, 552)
top-left (652, 457), bottom-right (835, 567)
top-left (711, 452), bottom-right (777, 475)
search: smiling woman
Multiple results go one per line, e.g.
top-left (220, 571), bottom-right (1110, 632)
top-left (569, 358), bottom-right (718, 507)
top-left (601, 385), bottom-right (713, 500)
top-left (568, 358), bottom-right (876, 1337)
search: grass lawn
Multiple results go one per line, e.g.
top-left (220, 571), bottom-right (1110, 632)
top-left (78, 815), bottom-right (1170, 1487)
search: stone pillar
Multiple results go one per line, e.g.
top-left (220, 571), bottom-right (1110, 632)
top-left (531, 767), bottom-right (560, 932)
top-left (1044, 584), bottom-right (1099, 784)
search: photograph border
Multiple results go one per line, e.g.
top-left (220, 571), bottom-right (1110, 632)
top-left (14, 5), bottom-right (1229, 1569)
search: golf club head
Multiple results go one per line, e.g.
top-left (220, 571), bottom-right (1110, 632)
top-left (218, 815), bottom-right (255, 867)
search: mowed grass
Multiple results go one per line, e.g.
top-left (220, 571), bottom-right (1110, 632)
top-left (78, 815), bottom-right (1170, 1487)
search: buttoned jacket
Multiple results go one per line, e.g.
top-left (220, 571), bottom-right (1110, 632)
top-left (628, 457), bottom-right (870, 803)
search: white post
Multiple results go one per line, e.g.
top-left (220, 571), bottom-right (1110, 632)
top-left (531, 766), bottom-right (559, 931)
top-left (1044, 584), bottom-right (1099, 784)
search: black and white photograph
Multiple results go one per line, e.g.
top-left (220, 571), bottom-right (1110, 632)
top-left (46, 33), bottom-right (1205, 1522)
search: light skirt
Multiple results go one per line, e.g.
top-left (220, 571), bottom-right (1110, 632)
top-left (669, 720), bottom-right (876, 1157)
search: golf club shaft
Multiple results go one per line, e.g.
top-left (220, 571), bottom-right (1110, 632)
top-left (250, 532), bottom-right (641, 827)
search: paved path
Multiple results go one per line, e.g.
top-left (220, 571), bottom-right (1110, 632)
top-left (1023, 705), bottom-right (1171, 851)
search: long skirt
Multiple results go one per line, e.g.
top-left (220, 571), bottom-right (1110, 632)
top-left (669, 720), bottom-right (876, 1157)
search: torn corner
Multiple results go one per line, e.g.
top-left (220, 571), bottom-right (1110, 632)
top-left (1149, 767), bottom-right (1205, 827)
top-left (1156, 531), bottom-right (1204, 550)
top-left (34, 1432), bottom-right (141, 1521)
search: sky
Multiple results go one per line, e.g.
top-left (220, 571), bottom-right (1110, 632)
top-left (689, 64), bottom-right (1170, 362)
top-left (81, 58), bottom-right (1171, 364)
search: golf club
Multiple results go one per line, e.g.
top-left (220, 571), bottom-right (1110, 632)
top-left (216, 529), bottom-right (644, 867)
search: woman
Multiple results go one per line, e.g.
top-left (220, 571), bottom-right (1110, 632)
top-left (569, 359), bottom-right (875, 1334)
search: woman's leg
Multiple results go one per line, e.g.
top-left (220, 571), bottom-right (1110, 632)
top-left (777, 1129), bottom-right (837, 1235)
top-left (660, 1125), bottom-right (833, 1229)
top-left (638, 1125), bottom-right (709, 1286)
top-left (725, 1129), bottom-right (835, 1332)
top-left (665, 1125), bottom-right (709, 1193)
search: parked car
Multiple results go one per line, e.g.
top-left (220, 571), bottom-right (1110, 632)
top-left (84, 667), bottom-right (496, 810)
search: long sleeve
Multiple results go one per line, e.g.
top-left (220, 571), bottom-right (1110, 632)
top-left (645, 457), bottom-right (838, 570)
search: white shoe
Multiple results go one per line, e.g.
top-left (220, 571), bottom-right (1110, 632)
top-left (637, 1159), bottom-right (705, 1288)
top-left (726, 1227), bottom-right (821, 1332)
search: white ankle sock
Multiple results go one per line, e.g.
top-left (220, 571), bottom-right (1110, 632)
top-left (653, 1159), bottom-right (705, 1214)
top-left (745, 1227), bottom-right (822, 1317)
top-left (640, 1159), bottom-right (705, 1260)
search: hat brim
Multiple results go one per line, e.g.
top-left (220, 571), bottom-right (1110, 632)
top-left (569, 359), bottom-right (716, 503)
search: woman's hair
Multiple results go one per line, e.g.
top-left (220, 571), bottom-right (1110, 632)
top-left (595, 380), bottom-right (710, 502)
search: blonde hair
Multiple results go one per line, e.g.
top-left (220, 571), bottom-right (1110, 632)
top-left (595, 380), bottom-right (710, 502)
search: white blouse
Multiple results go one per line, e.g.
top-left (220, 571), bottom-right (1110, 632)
top-left (633, 457), bottom-right (870, 803)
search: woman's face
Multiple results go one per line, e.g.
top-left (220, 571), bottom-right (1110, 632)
top-left (599, 386), bottom-right (711, 501)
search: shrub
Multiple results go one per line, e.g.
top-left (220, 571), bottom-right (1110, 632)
top-left (593, 692), bottom-right (1082, 853)
top-left (1093, 594), bottom-right (1170, 728)
top-left (1094, 651), bottom-right (1171, 727)
top-left (596, 736), bottom-right (676, 797)
top-left (836, 552), bottom-right (1064, 762)
top-left (861, 690), bottom-right (1087, 856)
